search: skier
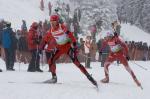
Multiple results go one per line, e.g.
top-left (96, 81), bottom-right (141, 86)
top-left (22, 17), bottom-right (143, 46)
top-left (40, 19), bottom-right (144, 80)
top-left (40, 14), bottom-right (98, 87)
top-left (99, 31), bottom-right (142, 88)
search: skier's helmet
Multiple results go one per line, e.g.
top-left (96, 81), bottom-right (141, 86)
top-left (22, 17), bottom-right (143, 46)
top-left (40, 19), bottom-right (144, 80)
top-left (50, 14), bottom-right (59, 21)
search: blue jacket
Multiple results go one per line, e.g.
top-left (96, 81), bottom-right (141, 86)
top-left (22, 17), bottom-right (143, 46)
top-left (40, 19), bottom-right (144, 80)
top-left (2, 27), bottom-right (13, 48)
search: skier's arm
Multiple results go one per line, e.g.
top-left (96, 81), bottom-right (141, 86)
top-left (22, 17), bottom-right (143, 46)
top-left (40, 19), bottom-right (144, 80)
top-left (66, 31), bottom-right (76, 44)
top-left (39, 33), bottom-right (50, 50)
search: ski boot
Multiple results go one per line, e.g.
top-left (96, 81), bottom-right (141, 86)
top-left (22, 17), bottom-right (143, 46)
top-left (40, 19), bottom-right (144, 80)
top-left (36, 68), bottom-right (43, 72)
top-left (101, 77), bottom-right (109, 83)
top-left (44, 76), bottom-right (57, 84)
top-left (86, 74), bottom-right (98, 87)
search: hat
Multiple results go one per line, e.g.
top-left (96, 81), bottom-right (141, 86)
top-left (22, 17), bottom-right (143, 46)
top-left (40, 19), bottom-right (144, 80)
top-left (6, 22), bottom-right (11, 27)
top-left (50, 14), bottom-right (59, 21)
top-left (31, 22), bottom-right (38, 29)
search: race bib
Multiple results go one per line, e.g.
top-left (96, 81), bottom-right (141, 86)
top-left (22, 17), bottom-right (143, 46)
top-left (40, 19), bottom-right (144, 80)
top-left (53, 33), bottom-right (70, 45)
top-left (110, 44), bottom-right (122, 53)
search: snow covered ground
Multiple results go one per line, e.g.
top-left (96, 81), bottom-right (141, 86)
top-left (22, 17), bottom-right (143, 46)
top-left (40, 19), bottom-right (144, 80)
top-left (0, 0), bottom-right (70, 29)
top-left (0, 59), bottom-right (150, 99)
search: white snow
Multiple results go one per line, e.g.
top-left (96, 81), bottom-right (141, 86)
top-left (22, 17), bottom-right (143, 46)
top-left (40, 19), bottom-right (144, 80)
top-left (96, 23), bottom-right (150, 46)
top-left (121, 23), bottom-right (150, 45)
top-left (0, 59), bottom-right (150, 99)
top-left (0, 0), bottom-right (70, 29)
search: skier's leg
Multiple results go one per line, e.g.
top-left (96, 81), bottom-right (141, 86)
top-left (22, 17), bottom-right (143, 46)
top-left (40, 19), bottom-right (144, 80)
top-left (46, 49), bottom-right (61, 83)
top-left (101, 55), bottom-right (115, 83)
top-left (120, 55), bottom-right (141, 87)
top-left (68, 48), bottom-right (97, 86)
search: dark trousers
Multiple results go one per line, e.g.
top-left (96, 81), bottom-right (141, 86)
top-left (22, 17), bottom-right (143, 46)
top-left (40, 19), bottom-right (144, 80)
top-left (28, 50), bottom-right (40, 71)
top-left (4, 48), bottom-right (15, 70)
top-left (85, 53), bottom-right (91, 68)
top-left (101, 53), bottom-right (108, 67)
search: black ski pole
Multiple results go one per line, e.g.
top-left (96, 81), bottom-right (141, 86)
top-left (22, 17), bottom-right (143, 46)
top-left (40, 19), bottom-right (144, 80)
top-left (131, 61), bottom-right (148, 71)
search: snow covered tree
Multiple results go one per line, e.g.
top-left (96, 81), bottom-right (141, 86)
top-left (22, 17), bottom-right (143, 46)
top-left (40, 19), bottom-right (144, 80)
top-left (140, 0), bottom-right (150, 33)
top-left (117, 0), bottom-right (150, 33)
top-left (70, 0), bottom-right (118, 33)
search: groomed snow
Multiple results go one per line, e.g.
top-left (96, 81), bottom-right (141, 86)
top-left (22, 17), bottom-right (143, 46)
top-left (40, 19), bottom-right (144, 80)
top-left (0, 59), bottom-right (150, 99)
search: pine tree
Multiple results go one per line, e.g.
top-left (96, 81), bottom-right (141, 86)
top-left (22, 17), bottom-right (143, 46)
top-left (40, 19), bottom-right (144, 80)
top-left (73, 0), bottom-right (118, 32)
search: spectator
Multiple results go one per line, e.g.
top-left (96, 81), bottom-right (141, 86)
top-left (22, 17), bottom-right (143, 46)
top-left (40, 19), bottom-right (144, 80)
top-left (1, 22), bottom-right (17, 71)
top-left (27, 22), bottom-right (43, 72)
top-left (84, 35), bottom-right (92, 68)
top-left (21, 20), bottom-right (27, 33)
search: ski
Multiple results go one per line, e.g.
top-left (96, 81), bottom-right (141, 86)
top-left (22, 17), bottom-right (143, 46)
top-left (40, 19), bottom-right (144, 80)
top-left (33, 82), bottom-right (63, 84)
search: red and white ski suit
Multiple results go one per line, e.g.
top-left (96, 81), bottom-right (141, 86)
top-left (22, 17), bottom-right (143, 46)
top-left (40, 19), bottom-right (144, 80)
top-left (40, 24), bottom-right (89, 76)
top-left (100, 36), bottom-right (138, 82)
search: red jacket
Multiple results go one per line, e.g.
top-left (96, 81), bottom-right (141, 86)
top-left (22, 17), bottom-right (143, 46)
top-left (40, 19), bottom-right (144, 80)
top-left (100, 36), bottom-right (128, 55)
top-left (40, 24), bottom-right (76, 52)
top-left (27, 27), bottom-right (39, 50)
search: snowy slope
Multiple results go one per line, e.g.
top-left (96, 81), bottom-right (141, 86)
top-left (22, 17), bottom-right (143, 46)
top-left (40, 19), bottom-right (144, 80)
top-left (0, 0), bottom-right (71, 29)
top-left (0, 59), bottom-right (150, 99)
top-left (96, 23), bottom-right (150, 45)
top-left (1, 0), bottom-right (150, 45)
top-left (121, 23), bottom-right (150, 45)
top-left (0, 0), bottom-right (48, 29)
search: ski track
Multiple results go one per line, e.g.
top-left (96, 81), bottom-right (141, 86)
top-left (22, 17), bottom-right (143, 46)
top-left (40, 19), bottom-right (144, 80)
top-left (0, 61), bottom-right (150, 99)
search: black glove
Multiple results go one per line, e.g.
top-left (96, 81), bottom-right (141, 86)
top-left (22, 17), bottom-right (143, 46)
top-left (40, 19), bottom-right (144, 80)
top-left (126, 55), bottom-right (130, 61)
top-left (39, 35), bottom-right (42, 40)
top-left (114, 32), bottom-right (118, 36)
top-left (73, 42), bottom-right (77, 47)
top-left (65, 30), bottom-right (70, 34)
top-left (99, 51), bottom-right (102, 55)
top-left (72, 42), bottom-right (78, 54)
top-left (34, 39), bottom-right (40, 45)
top-left (38, 50), bottom-right (42, 54)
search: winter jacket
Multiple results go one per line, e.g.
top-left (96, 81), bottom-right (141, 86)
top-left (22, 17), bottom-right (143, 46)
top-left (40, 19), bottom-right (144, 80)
top-left (84, 39), bottom-right (92, 54)
top-left (27, 27), bottom-right (40, 51)
top-left (2, 27), bottom-right (14, 48)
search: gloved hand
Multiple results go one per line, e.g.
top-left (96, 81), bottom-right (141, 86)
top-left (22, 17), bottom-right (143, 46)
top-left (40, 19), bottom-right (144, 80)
top-left (114, 32), bottom-right (118, 36)
top-left (34, 39), bottom-right (40, 45)
top-left (99, 51), bottom-right (102, 55)
top-left (126, 55), bottom-right (130, 61)
top-left (72, 42), bottom-right (77, 47)
top-left (39, 35), bottom-right (42, 41)
top-left (38, 50), bottom-right (42, 54)
top-left (72, 42), bottom-right (78, 54)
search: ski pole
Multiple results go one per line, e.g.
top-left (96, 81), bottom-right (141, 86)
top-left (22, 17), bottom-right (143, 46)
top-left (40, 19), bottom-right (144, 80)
top-left (131, 61), bottom-right (148, 71)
